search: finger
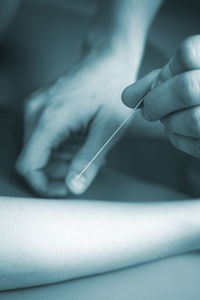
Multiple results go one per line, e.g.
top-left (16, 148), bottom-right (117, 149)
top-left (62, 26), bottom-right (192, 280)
top-left (53, 138), bottom-right (83, 161)
top-left (142, 70), bottom-right (200, 121)
top-left (16, 156), bottom-right (68, 197)
top-left (167, 131), bottom-right (200, 158)
top-left (24, 95), bottom-right (45, 143)
top-left (53, 146), bottom-right (78, 161)
top-left (162, 106), bottom-right (200, 139)
top-left (21, 169), bottom-right (68, 197)
top-left (66, 155), bottom-right (105, 195)
top-left (16, 112), bottom-right (71, 196)
top-left (46, 159), bottom-right (69, 179)
top-left (52, 150), bottom-right (74, 161)
top-left (153, 35), bottom-right (200, 87)
top-left (121, 69), bottom-right (161, 108)
top-left (65, 119), bottom-right (116, 195)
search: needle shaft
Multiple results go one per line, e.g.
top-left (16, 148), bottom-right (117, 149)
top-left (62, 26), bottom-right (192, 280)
top-left (76, 98), bottom-right (144, 180)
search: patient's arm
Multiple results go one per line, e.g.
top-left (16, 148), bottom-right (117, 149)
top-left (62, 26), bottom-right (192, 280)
top-left (0, 197), bottom-right (200, 291)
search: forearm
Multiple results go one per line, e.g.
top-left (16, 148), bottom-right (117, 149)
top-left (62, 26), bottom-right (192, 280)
top-left (0, 197), bottom-right (200, 291)
top-left (83, 0), bottom-right (164, 72)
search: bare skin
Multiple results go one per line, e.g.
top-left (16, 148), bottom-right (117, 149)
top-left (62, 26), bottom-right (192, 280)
top-left (0, 196), bottom-right (200, 291)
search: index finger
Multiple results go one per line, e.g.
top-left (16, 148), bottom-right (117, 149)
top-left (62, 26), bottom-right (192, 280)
top-left (142, 69), bottom-right (200, 121)
top-left (153, 35), bottom-right (200, 88)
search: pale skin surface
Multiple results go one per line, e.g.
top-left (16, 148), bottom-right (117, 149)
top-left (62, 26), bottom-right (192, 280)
top-left (1, 0), bottom-right (200, 292)
top-left (0, 196), bottom-right (200, 291)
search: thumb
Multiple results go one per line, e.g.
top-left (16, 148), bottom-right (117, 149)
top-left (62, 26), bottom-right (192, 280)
top-left (121, 69), bottom-right (161, 109)
top-left (65, 122), bottom-right (111, 195)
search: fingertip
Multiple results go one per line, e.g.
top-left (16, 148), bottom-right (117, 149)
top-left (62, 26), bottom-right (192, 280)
top-left (66, 173), bottom-right (89, 195)
top-left (65, 153), bottom-right (103, 195)
top-left (121, 85), bottom-right (139, 108)
top-left (22, 169), bottom-right (68, 198)
top-left (121, 86), bottom-right (131, 106)
top-left (122, 70), bottom-right (161, 110)
top-left (47, 181), bottom-right (68, 198)
top-left (25, 170), bottom-right (49, 197)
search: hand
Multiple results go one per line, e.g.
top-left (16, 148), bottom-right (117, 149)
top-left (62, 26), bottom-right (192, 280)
top-left (16, 51), bottom-right (132, 197)
top-left (122, 35), bottom-right (200, 158)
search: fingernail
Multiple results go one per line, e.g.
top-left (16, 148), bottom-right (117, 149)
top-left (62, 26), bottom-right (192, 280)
top-left (67, 173), bottom-right (88, 195)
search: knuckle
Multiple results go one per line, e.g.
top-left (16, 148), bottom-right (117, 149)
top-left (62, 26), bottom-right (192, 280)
top-left (24, 90), bottom-right (45, 114)
top-left (178, 72), bottom-right (199, 105)
top-left (38, 107), bottom-right (63, 134)
top-left (189, 108), bottom-right (200, 137)
top-left (38, 108), bottom-right (53, 129)
top-left (24, 97), bottom-right (38, 114)
top-left (177, 37), bottom-right (196, 69)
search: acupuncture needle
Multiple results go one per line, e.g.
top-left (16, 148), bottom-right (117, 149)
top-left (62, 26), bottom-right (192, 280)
top-left (76, 97), bottom-right (144, 181)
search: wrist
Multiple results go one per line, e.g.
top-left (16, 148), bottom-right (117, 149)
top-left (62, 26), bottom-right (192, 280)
top-left (81, 30), bottom-right (145, 79)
